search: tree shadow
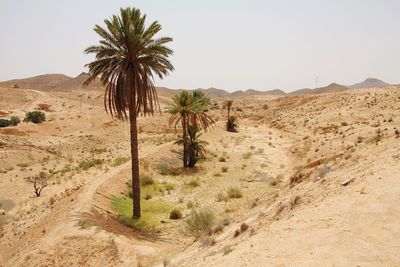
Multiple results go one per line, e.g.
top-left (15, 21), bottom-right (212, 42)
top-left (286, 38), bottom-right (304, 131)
top-left (73, 206), bottom-right (170, 242)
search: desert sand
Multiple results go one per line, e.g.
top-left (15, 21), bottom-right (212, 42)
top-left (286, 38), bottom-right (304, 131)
top-left (0, 83), bottom-right (399, 266)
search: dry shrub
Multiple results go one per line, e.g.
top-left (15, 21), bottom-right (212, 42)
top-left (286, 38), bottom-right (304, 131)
top-left (240, 223), bottom-right (249, 232)
top-left (185, 209), bottom-right (215, 237)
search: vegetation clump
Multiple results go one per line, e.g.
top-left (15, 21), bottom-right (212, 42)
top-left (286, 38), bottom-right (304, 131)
top-left (169, 208), bottom-right (183, 220)
top-left (24, 111), bottom-right (45, 124)
top-left (227, 187), bottom-right (243, 199)
top-left (111, 156), bottom-right (130, 167)
top-left (185, 209), bottom-right (216, 237)
top-left (78, 158), bottom-right (103, 170)
top-left (0, 116), bottom-right (21, 127)
top-left (140, 174), bottom-right (155, 186)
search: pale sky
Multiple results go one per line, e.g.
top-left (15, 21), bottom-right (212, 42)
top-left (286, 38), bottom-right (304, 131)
top-left (0, 0), bottom-right (399, 92)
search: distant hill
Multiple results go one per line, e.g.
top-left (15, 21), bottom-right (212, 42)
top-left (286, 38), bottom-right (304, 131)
top-left (289, 83), bottom-right (348, 95)
top-left (0, 74), bottom-right (71, 90)
top-left (0, 73), bottom-right (102, 91)
top-left (350, 78), bottom-right (389, 89)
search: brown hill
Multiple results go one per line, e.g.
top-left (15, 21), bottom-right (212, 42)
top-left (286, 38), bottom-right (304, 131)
top-left (290, 83), bottom-right (348, 95)
top-left (350, 78), bottom-right (389, 89)
top-left (0, 74), bottom-right (71, 90)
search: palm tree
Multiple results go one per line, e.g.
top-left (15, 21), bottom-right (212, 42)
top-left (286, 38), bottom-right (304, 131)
top-left (223, 100), bottom-right (236, 132)
top-left (84, 7), bottom-right (173, 218)
top-left (175, 125), bottom-right (208, 167)
top-left (167, 91), bottom-right (213, 168)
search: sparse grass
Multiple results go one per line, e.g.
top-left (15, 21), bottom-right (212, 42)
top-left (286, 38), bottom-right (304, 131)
top-left (78, 158), bottom-right (103, 171)
top-left (185, 209), bottom-right (216, 237)
top-left (16, 163), bottom-right (29, 168)
top-left (187, 180), bottom-right (200, 187)
top-left (156, 159), bottom-right (180, 176)
top-left (112, 156), bottom-right (130, 167)
top-left (112, 197), bottom-right (173, 229)
top-left (242, 152), bottom-right (252, 159)
top-left (227, 187), bottom-right (242, 199)
top-left (216, 192), bottom-right (228, 202)
top-left (140, 174), bottom-right (155, 186)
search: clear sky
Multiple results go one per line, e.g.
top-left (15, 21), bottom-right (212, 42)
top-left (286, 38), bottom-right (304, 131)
top-left (0, 0), bottom-right (399, 92)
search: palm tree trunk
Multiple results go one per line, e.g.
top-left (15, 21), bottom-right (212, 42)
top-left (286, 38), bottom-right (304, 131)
top-left (129, 91), bottom-right (141, 218)
top-left (182, 114), bottom-right (188, 168)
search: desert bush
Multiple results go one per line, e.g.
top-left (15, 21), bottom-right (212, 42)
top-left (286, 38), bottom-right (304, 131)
top-left (0, 119), bottom-right (10, 128)
top-left (25, 171), bottom-right (48, 197)
top-left (169, 208), bottom-right (183, 220)
top-left (200, 236), bottom-right (216, 247)
top-left (221, 166), bottom-right (228, 173)
top-left (24, 111), bottom-right (45, 124)
top-left (78, 158), bottom-right (103, 170)
top-left (227, 187), bottom-right (243, 199)
top-left (185, 209), bottom-right (215, 237)
top-left (9, 116), bottom-right (21, 126)
top-left (156, 159), bottom-right (180, 176)
top-left (216, 192), bottom-right (228, 202)
top-left (218, 157), bottom-right (226, 162)
top-left (262, 104), bottom-right (269, 110)
top-left (140, 174), bottom-right (155, 186)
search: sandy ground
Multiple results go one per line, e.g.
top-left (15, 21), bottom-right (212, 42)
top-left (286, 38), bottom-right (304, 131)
top-left (0, 86), bottom-right (399, 266)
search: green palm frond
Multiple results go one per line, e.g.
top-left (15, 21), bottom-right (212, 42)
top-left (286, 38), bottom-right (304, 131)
top-left (84, 7), bottom-right (174, 120)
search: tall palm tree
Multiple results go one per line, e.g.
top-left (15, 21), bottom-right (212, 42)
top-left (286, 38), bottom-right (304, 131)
top-left (84, 7), bottom-right (173, 218)
top-left (167, 91), bottom-right (213, 168)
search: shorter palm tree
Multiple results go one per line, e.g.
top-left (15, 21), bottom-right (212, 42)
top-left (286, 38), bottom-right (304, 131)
top-left (223, 100), bottom-right (235, 131)
top-left (226, 116), bottom-right (238, 132)
top-left (175, 125), bottom-right (208, 167)
top-left (167, 91), bottom-right (213, 168)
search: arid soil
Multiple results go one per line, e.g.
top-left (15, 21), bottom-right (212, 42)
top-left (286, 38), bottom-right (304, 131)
top-left (0, 85), bottom-right (399, 266)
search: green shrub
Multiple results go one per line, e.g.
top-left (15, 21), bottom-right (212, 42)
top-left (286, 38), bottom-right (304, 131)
top-left (78, 158), bottom-right (103, 170)
top-left (24, 111), bottom-right (45, 124)
top-left (9, 116), bottom-right (21, 126)
top-left (185, 209), bottom-right (215, 237)
top-left (112, 156), bottom-right (130, 167)
top-left (0, 119), bottom-right (10, 128)
top-left (169, 208), bottom-right (183, 220)
top-left (227, 187), bottom-right (243, 199)
top-left (140, 174), bottom-right (155, 186)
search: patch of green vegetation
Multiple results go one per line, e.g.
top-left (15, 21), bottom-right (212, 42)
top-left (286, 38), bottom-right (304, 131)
top-left (24, 111), bottom-right (45, 124)
top-left (227, 187), bottom-right (243, 199)
top-left (112, 156), bottom-right (130, 167)
top-left (78, 158), bottom-right (103, 170)
top-left (111, 197), bottom-right (173, 229)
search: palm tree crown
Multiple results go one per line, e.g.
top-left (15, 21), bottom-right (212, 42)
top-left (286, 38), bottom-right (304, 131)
top-left (84, 7), bottom-right (174, 118)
